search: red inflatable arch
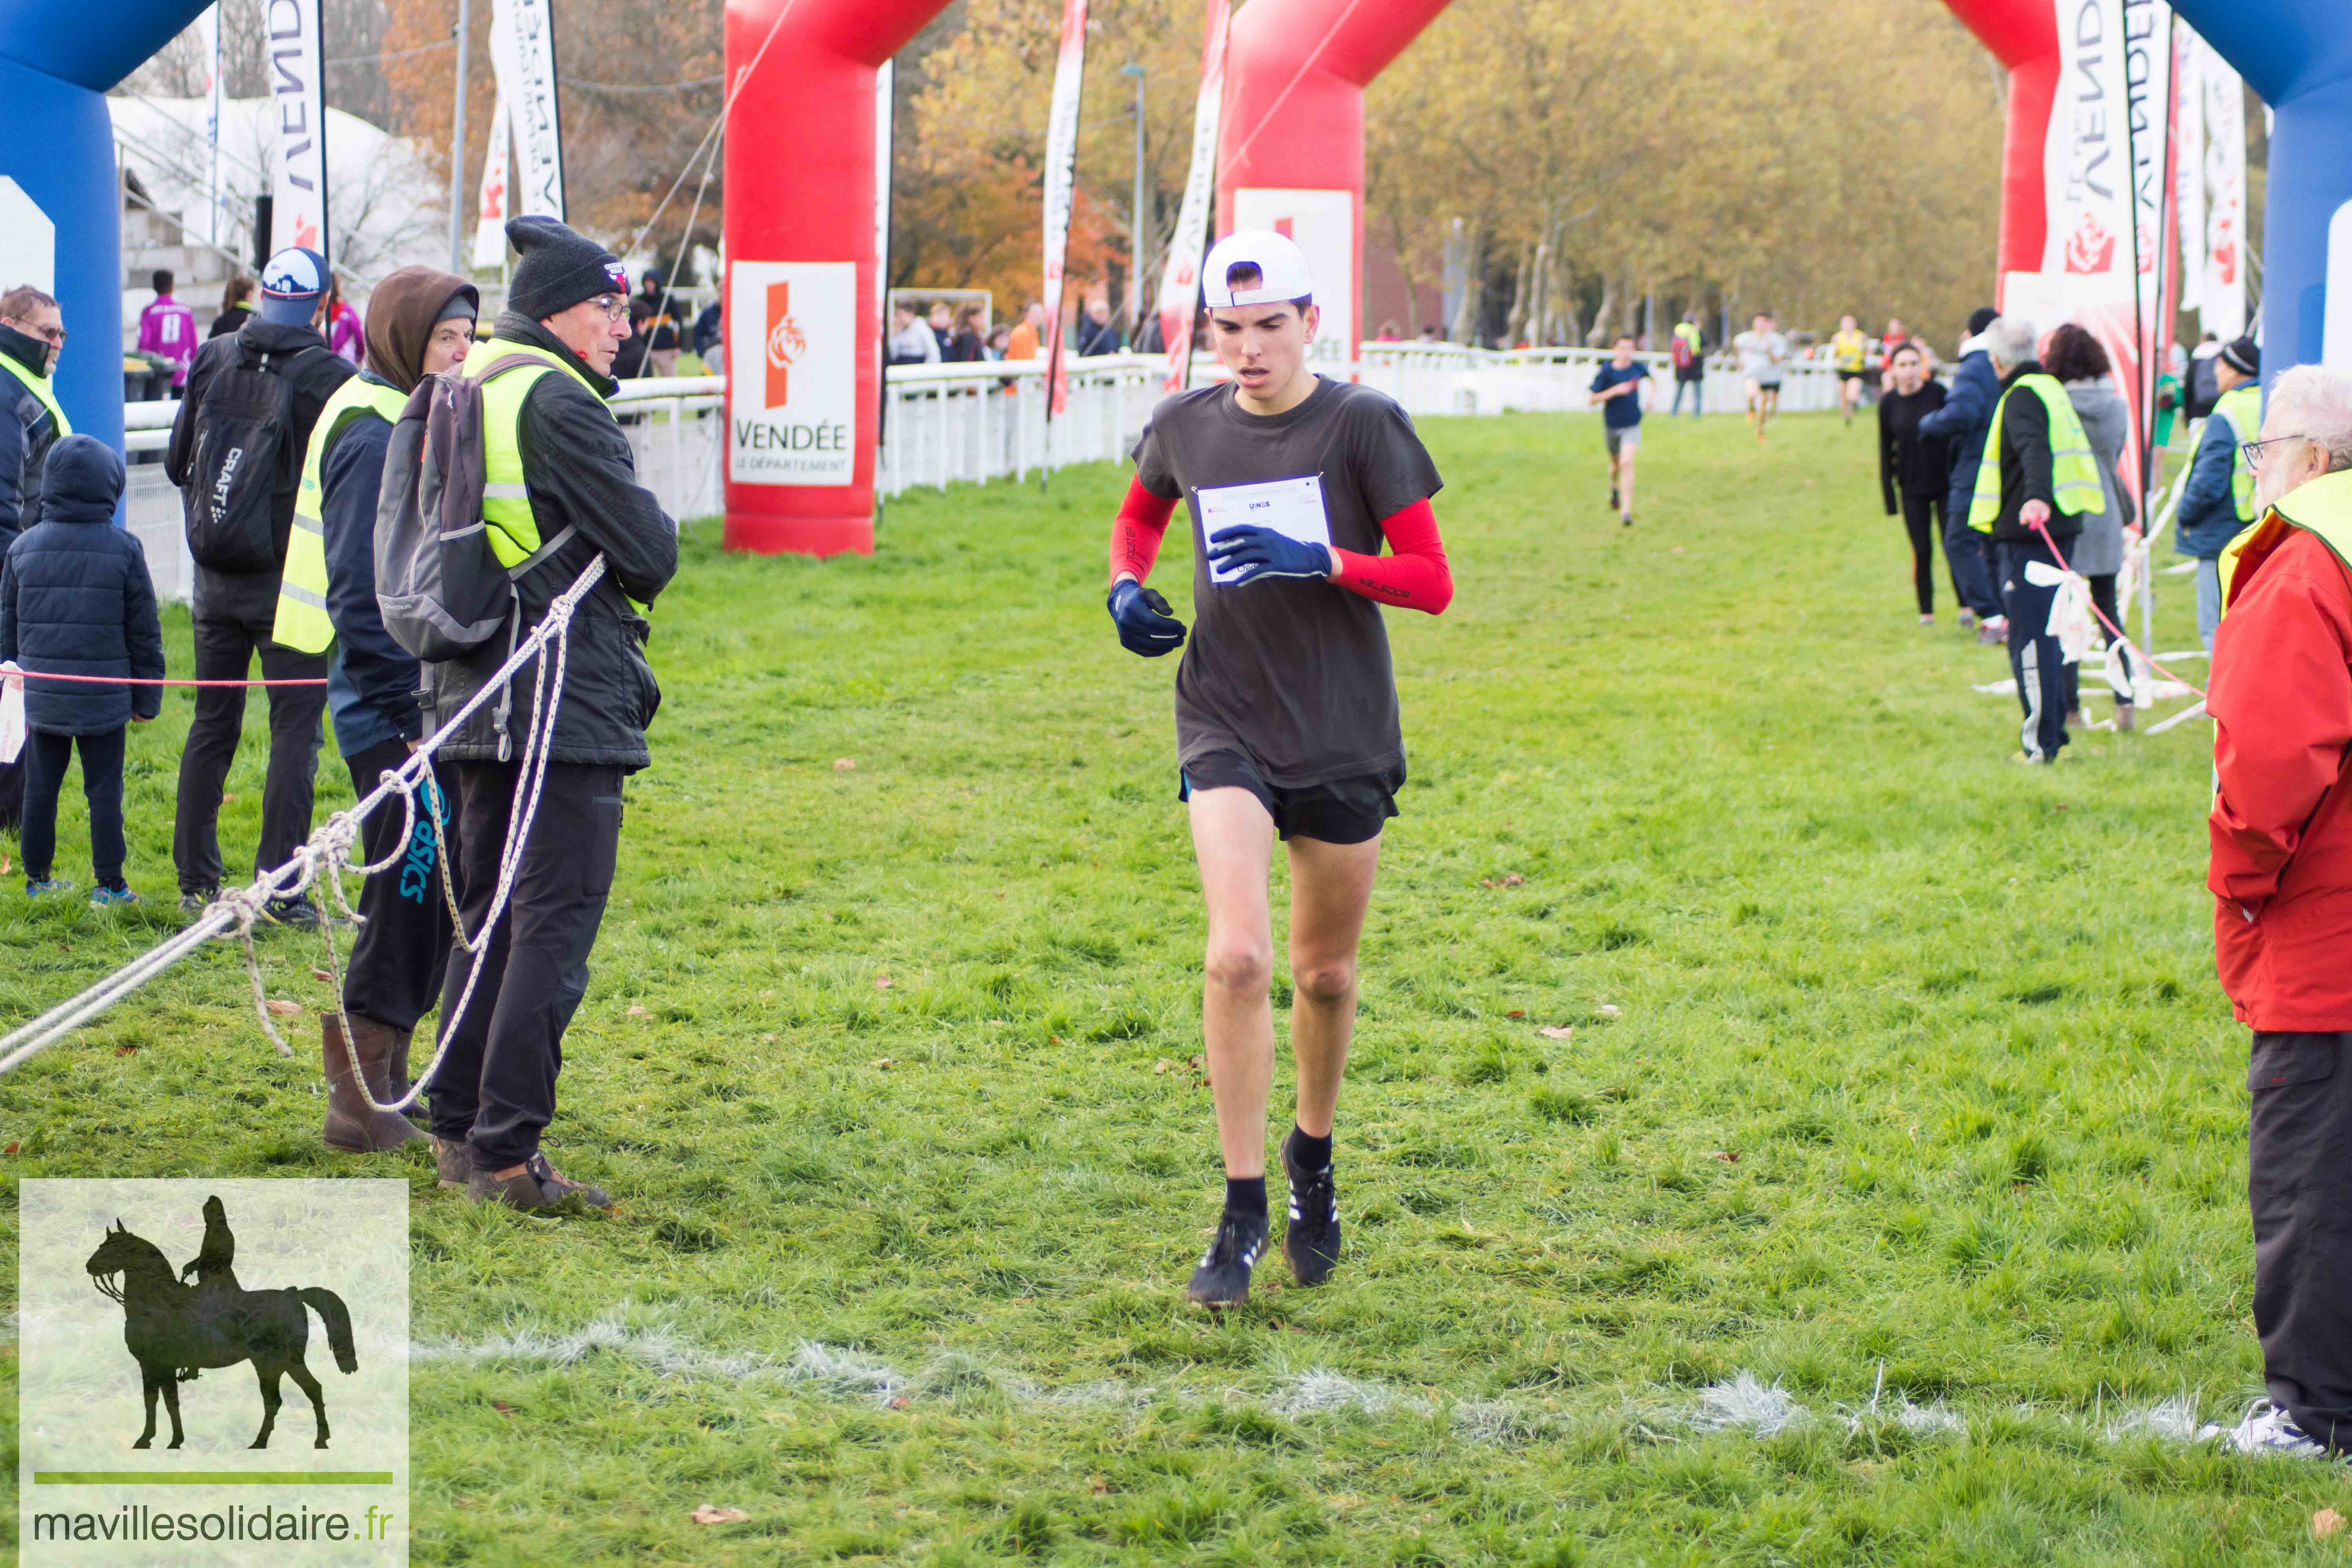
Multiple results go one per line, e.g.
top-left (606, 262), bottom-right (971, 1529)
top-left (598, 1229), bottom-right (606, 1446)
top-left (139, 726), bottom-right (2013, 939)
top-left (721, 0), bottom-right (951, 558)
top-left (1944, 0), bottom-right (2061, 287)
top-left (1215, 0), bottom-right (1454, 375)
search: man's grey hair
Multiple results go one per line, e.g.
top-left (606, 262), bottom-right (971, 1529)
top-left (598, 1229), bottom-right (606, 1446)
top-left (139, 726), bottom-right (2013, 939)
top-left (2266, 363), bottom-right (2352, 473)
top-left (1984, 316), bottom-right (2038, 368)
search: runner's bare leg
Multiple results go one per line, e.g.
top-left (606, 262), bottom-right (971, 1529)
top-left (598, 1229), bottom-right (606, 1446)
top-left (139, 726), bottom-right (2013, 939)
top-left (1618, 447), bottom-right (1638, 518)
top-left (1191, 788), bottom-right (1278, 1178)
top-left (1285, 832), bottom-right (1382, 1139)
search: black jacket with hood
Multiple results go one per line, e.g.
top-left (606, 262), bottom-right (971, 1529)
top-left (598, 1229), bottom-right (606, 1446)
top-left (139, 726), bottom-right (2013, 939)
top-left (423, 312), bottom-right (678, 771)
top-left (165, 316), bottom-right (354, 626)
top-left (0, 323), bottom-right (65, 550)
top-left (0, 435), bottom-right (165, 734)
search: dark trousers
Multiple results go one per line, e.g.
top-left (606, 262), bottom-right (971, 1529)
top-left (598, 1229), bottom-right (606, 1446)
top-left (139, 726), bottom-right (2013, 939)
top-left (1897, 492), bottom-right (1949, 615)
top-left (1943, 489), bottom-right (2003, 619)
top-left (171, 616), bottom-right (328, 896)
top-left (1671, 376), bottom-right (1702, 416)
top-left (1995, 537), bottom-right (2071, 762)
top-left (341, 739), bottom-right (459, 1034)
top-left (0, 753), bottom-right (22, 833)
top-left (426, 760), bottom-right (622, 1169)
top-left (2249, 1031), bottom-right (2352, 1450)
top-left (22, 726), bottom-right (126, 889)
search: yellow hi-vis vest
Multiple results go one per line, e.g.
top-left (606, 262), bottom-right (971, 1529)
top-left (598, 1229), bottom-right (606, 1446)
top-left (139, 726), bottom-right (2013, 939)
top-left (464, 336), bottom-right (601, 570)
top-left (1969, 373), bottom-right (2106, 533)
top-left (272, 376), bottom-right (411, 653)
top-left (2211, 383), bottom-right (2264, 524)
top-left (2218, 468), bottom-right (2352, 611)
top-left (0, 349), bottom-right (70, 441)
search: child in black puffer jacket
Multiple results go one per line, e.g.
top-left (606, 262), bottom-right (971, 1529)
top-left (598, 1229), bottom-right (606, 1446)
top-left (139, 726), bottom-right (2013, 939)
top-left (0, 435), bottom-right (165, 902)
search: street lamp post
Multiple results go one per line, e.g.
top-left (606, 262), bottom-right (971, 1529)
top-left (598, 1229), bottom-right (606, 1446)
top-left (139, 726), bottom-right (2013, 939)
top-left (448, 0), bottom-right (471, 274)
top-left (1120, 62), bottom-right (1147, 339)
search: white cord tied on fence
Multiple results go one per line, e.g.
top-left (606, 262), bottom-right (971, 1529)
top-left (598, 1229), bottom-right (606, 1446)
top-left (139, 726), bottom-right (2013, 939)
top-left (0, 557), bottom-right (610, 1087)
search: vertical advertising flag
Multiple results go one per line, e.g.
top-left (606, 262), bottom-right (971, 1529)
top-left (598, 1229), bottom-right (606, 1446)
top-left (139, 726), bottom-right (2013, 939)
top-left (492, 0), bottom-right (566, 221)
top-left (1040, 0), bottom-right (1089, 417)
top-left (2007, 0), bottom-right (2173, 501)
top-left (2200, 39), bottom-right (2247, 340)
top-left (2172, 27), bottom-right (2206, 318)
top-left (877, 59), bottom-right (895, 450)
top-left (263, 0), bottom-right (328, 256)
top-left (1158, 0), bottom-right (1232, 393)
top-left (470, 97), bottom-right (513, 272)
top-left (200, 3), bottom-right (223, 247)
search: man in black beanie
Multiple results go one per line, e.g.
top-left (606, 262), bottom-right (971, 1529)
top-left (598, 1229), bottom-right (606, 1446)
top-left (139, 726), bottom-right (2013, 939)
top-left (1920, 305), bottom-right (2011, 640)
top-left (420, 214), bottom-right (679, 1213)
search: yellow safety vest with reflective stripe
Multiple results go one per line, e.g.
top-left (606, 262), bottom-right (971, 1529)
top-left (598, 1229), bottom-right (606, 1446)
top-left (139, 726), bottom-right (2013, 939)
top-left (464, 337), bottom-right (600, 569)
top-left (463, 336), bottom-right (652, 614)
top-left (0, 349), bottom-right (70, 440)
top-left (2211, 383), bottom-right (2263, 524)
top-left (2218, 469), bottom-right (2352, 610)
top-left (1968, 373), bottom-right (2106, 532)
top-left (272, 376), bottom-right (410, 653)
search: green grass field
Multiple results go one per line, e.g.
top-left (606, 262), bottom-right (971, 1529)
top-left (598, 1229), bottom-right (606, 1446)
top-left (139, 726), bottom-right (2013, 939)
top-left (4, 409), bottom-right (2342, 1565)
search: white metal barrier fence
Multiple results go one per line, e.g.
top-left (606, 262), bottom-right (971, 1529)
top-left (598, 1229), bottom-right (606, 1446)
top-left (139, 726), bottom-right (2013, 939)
top-left (117, 348), bottom-right (1844, 599)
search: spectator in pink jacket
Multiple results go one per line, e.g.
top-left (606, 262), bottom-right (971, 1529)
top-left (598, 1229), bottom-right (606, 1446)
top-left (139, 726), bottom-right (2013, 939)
top-left (324, 277), bottom-right (365, 365)
top-left (134, 269), bottom-right (197, 392)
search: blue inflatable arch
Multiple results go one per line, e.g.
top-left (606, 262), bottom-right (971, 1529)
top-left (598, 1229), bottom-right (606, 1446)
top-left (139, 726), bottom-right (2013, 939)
top-left (2171, 2), bottom-right (2352, 385)
top-left (0, 3), bottom-right (213, 458)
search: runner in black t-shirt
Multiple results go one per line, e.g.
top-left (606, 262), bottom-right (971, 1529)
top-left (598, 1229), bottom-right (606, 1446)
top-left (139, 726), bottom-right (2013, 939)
top-left (1588, 333), bottom-right (1648, 526)
top-left (1105, 230), bottom-right (1455, 1308)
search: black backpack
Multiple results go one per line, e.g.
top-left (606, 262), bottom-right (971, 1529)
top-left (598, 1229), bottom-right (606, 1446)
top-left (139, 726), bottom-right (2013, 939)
top-left (183, 339), bottom-right (327, 572)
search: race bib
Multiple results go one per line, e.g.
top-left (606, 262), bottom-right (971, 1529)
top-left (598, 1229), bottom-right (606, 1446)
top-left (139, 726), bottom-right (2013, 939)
top-left (1197, 474), bottom-right (1330, 585)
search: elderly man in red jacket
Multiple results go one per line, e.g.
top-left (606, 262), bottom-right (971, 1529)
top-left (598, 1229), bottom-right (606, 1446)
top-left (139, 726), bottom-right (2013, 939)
top-left (2207, 363), bottom-right (2352, 1459)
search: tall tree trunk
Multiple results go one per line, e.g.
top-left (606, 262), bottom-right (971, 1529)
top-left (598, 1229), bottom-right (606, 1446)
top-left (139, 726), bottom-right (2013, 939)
top-left (1449, 226), bottom-right (1485, 345)
top-left (1504, 241), bottom-right (1535, 347)
top-left (1586, 275), bottom-right (1620, 347)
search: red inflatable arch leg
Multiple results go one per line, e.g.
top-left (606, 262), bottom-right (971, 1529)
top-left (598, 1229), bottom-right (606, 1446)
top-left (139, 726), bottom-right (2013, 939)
top-left (721, 0), bottom-right (953, 557)
top-left (1943, 0), bottom-right (2061, 290)
top-left (1216, 0), bottom-right (1453, 374)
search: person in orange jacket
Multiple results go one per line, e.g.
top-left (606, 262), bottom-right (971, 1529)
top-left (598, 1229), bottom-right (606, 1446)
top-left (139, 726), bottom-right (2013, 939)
top-left (2206, 363), bottom-right (2352, 1459)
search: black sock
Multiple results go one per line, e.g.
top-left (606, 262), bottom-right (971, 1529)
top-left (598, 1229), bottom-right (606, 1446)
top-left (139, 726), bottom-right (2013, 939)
top-left (1224, 1176), bottom-right (1267, 1219)
top-left (1290, 1126), bottom-right (1333, 1174)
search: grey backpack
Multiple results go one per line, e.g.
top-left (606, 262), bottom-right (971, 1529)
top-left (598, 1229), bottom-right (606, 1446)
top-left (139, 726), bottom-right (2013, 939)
top-left (374, 356), bottom-right (577, 662)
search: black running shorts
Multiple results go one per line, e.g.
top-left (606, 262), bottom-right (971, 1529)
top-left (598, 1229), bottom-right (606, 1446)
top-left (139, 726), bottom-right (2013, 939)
top-left (1179, 750), bottom-right (1402, 845)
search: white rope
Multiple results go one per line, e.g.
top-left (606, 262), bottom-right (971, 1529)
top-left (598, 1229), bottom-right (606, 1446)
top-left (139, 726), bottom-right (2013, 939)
top-left (0, 558), bottom-right (609, 1083)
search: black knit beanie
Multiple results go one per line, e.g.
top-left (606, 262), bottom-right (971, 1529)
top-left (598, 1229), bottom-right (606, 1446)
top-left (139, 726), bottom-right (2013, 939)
top-left (2221, 334), bottom-right (2260, 377)
top-left (506, 216), bottom-right (628, 322)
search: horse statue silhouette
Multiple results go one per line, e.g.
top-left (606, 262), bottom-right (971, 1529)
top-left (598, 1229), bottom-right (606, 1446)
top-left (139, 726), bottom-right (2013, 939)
top-left (82, 1197), bottom-right (358, 1450)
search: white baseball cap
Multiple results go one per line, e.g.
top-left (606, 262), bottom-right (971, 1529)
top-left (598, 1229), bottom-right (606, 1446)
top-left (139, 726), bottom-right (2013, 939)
top-left (1201, 229), bottom-right (1314, 309)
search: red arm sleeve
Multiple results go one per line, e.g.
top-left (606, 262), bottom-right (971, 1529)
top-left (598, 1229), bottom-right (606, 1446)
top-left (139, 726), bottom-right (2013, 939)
top-left (1110, 476), bottom-right (1179, 584)
top-left (1331, 497), bottom-right (1453, 615)
top-left (2208, 540), bottom-right (2352, 906)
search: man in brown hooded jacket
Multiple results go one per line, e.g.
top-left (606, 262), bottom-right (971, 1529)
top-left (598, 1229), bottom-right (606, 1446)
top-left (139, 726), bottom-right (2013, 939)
top-left (300, 266), bottom-right (480, 1157)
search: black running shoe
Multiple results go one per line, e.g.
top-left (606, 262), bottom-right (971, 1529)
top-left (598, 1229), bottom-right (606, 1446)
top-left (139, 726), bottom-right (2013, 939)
top-left (1281, 1129), bottom-right (1341, 1286)
top-left (1187, 1207), bottom-right (1268, 1308)
top-left (1607, 486), bottom-right (1619, 512)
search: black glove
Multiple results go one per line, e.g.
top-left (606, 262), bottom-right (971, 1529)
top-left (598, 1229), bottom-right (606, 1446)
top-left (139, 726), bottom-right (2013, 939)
top-left (1109, 578), bottom-right (1186, 657)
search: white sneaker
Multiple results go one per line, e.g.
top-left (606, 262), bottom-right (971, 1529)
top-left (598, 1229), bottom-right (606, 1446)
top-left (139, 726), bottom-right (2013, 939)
top-left (2221, 1399), bottom-right (2338, 1460)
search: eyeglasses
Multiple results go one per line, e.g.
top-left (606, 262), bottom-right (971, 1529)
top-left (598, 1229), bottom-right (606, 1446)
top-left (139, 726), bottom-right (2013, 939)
top-left (588, 296), bottom-right (629, 322)
top-left (5, 319), bottom-right (64, 347)
top-left (2242, 435), bottom-right (2308, 471)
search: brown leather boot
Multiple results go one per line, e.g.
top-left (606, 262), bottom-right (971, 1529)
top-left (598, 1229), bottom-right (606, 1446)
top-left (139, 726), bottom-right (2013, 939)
top-left (322, 1013), bottom-right (428, 1153)
top-left (387, 1028), bottom-right (429, 1129)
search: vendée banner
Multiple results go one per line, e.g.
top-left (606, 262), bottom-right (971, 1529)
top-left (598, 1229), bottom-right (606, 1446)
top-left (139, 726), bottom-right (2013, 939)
top-left (1040, 0), bottom-right (1089, 417)
top-left (492, 0), bottom-right (566, 221)
top-left (471, 96), bottom-right (512, 272)
top-left (2197, 35), bottom-right (2247, 340)
top-left (2173, 28), bottom-right (2205, 319)
top-left (264, 0), bottom-right (328, 256)
top-left (1158, 0), bottom-right (1233, 393)
top-left (2003, 0), bottom-right (2174, 501)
